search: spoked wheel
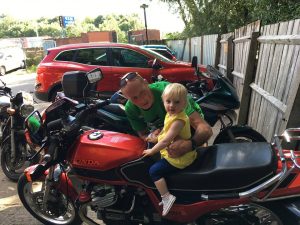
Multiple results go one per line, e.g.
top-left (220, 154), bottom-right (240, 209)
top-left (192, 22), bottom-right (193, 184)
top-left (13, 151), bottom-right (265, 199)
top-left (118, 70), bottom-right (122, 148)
top-left (213, 129), bottom-right (266, 144)
top-left (18, 174), bottom-right (82, 225)
top-left (197, 203), bottom-right (286, 225)
top-left (0, 138), bottom-right (40, 181)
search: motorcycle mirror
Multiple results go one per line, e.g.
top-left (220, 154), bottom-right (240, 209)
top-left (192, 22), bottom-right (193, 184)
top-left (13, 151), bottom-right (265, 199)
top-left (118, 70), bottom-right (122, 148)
top-left (25, 110), bottom-right (45, 145)
top-left (86, 68), bottom-right (103, 84)
top-left (191, 56), bottom-right (198, 68)
top-left (191, 56), bottom-right (201, 80)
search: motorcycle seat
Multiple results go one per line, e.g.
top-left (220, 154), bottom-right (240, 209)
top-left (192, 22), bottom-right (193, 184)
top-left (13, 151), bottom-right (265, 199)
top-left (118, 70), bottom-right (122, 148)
top-left (120, 142), bottom-right (277, 192)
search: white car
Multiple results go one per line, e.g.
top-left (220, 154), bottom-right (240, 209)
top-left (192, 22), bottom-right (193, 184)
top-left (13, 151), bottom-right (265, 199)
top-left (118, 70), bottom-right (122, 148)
top-left (0, 47), bottom-right (26, 75)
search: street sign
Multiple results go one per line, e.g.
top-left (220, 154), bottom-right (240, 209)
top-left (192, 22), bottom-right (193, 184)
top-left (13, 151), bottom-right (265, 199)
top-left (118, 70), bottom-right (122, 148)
top-left (63, 16), bottom-right (75, 27)
top-left (58, 16), bottom-right (75, 28)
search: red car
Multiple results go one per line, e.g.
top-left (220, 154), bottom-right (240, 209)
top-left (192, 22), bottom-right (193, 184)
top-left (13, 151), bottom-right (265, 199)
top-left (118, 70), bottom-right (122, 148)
top-left (35, 43), bottom-right (206, 102)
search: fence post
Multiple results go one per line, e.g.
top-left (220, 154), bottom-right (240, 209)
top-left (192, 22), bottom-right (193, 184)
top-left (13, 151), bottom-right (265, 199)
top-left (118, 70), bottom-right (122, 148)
top-left (226, 36), bottom-right (234, 81)
top-left (237, 31), bottom-right (260, 125)
top-left (214, 34), bottom-right (221, 68)
top-left (181, 39), bottom-right (187, 61)
top-left (189, 37), bottom-right (192, 62)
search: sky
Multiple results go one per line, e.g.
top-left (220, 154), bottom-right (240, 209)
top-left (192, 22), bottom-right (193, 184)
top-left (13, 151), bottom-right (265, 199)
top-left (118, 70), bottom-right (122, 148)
top-left (1, 0), bottom-right (185, 34)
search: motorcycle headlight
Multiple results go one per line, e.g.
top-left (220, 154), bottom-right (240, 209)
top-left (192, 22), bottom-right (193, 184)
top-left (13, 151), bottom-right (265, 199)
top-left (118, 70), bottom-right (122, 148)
top-left (20, 104), bottom-right (35, 118)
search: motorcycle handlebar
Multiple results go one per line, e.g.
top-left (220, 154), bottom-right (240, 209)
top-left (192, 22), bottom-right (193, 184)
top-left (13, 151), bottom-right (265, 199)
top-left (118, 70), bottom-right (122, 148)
top-left (202, 193), bottom-right (240, 200)
top-left (47, 118), bottom-right (63, 132)
top-left (45, 99), bottom-right (110, 138)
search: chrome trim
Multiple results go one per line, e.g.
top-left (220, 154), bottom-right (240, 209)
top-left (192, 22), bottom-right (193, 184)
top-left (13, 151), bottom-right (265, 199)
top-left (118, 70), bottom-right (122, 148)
top-left (78, 195), bottom-right (136, 225)
top-left (253, 193), bottom-right (300, 202)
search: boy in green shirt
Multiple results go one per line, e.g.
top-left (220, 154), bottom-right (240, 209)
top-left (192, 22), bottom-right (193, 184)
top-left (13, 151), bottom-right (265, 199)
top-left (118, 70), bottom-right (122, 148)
top-left (120, 72), bottom-right (212, 158)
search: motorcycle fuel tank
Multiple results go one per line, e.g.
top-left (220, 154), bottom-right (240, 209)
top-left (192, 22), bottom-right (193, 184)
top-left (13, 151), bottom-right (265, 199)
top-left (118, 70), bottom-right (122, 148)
top-left (70, 130), bottom-right (145, 171)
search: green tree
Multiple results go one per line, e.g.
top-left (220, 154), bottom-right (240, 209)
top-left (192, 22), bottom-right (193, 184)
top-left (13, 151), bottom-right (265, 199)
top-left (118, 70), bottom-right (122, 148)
top-left (160, 0), bottom-right (300, 37)
top-left (99, 14), bottom-right (143, 43)
top-left (94, 15), bottom-right (104, 28)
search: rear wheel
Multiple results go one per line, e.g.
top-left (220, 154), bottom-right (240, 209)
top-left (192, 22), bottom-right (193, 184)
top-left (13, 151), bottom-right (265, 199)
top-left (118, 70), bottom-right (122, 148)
top-left (18, 174), bottom-right (82, 225)
top-left (197, 203), bottom-right (286, 225)
top-left (213, 128), bottom-right (266, 144)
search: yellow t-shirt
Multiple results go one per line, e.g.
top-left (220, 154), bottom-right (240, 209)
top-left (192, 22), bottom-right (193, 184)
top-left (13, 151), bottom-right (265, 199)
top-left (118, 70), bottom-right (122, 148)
top-left (159, 111), bottom-right (197, 169)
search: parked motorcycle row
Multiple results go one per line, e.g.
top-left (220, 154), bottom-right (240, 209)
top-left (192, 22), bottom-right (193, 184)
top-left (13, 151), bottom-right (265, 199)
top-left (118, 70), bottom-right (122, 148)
top-left (1, 61), bottom-right (300, 225)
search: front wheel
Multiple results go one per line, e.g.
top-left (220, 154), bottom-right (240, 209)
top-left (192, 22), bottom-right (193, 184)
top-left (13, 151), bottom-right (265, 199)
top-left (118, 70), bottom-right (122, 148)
top-left (1, 137), bottom-right (39, 181)
top-left (213, 127), bottom-right (266, 144)
top-left (18, 174), bottom-right (82, 225)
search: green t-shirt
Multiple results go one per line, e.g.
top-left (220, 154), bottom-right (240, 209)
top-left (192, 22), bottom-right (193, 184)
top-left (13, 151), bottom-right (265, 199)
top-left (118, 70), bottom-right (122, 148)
top-left (125, 81), bottom-right (204, 132)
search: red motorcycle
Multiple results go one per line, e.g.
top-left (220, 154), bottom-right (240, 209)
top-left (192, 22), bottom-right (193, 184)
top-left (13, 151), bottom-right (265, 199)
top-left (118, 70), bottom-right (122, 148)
top-left (18, 69), bottom-right (300, 225)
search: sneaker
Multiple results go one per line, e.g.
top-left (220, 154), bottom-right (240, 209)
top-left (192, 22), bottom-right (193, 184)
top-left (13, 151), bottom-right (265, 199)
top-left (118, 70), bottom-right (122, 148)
top-left (161, 194), bottom-right (176, 216)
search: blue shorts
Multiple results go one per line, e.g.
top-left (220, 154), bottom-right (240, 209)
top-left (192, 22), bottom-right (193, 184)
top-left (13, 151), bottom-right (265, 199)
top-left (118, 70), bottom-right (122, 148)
top-left (149, 158), bottom-right (181, 182)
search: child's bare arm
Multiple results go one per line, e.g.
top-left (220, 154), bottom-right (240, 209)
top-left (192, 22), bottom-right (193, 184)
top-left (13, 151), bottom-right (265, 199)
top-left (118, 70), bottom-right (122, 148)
top-left (143, 120), bottom-right (184, 156)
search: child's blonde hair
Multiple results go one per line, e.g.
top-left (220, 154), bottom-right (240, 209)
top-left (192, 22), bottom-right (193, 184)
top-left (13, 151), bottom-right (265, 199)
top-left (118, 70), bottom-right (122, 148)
top-left (162, 83), bottom-right (188, 105)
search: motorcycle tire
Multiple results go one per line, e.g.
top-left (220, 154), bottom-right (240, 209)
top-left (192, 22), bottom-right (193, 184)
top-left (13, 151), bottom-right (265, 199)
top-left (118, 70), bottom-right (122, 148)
top-left (213, 128), bottom-right (266, 144)
top-left (197, 203), bottom-right (289, 225)
top-left (18, 174), bottom-right (83, 225)
top-left (102, 219), bottom-right (139, 225)
top-left (1, 138), bottom-right (40, 181)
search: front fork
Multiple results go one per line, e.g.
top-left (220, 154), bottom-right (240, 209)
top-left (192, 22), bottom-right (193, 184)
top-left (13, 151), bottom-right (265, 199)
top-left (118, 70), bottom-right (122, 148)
top-left (10, 115), bottom-right (16, 161)
top-left (42, 165), bottom-right (56, 211)
top-left (218, 113), bottom-right (236, 142)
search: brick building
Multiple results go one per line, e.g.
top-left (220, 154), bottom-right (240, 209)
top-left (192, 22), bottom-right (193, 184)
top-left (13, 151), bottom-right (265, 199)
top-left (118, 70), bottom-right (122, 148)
top-left (55, 31), bottom-right (117, 46)
top-left (128, 29), bottom-right (161, 44)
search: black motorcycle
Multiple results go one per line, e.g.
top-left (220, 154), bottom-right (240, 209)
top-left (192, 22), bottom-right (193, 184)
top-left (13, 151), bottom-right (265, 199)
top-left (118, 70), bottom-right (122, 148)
top-left (61, 64), bottom-right (266, 144)
top-left (0, 88), bottom-right (38, 181)
top-left (0, 79), bottom-right (13, 139)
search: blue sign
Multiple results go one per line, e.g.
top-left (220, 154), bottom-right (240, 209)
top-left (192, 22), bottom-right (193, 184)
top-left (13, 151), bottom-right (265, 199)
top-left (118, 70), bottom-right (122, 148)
top-left (63, 16), bottom-right (75, 27)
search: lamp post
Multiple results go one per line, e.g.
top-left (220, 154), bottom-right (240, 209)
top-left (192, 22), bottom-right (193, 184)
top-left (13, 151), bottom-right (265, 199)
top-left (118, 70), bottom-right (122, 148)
top-left (140, 3), bottom-right (149, 44)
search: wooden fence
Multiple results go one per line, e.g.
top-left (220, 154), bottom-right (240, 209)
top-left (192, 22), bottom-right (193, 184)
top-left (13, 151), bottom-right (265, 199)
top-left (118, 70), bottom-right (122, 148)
top-left (218, 32), bottom-right (234, 80)
top-left (166, 18), bottom-right (300, 141)
top-left (232, 21), bottom-right (261, 124)
top-left (167, 34), bottom-right (219, 66)
top-left (248, 19), bottom-right (300, 141)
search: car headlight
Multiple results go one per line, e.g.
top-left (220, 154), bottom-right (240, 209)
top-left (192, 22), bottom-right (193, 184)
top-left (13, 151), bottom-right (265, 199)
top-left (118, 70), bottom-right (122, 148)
top-left (20, 104), bottom-right (34, 118)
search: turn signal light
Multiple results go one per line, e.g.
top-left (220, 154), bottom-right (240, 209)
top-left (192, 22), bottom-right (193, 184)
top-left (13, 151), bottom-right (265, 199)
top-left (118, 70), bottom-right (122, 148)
top-left (7, 108), bottom-right (16, 115)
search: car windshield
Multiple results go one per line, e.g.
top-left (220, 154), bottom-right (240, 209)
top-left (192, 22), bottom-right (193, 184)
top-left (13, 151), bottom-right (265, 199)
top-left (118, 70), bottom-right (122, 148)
top-left (140, 47), bottom-right (174, 63)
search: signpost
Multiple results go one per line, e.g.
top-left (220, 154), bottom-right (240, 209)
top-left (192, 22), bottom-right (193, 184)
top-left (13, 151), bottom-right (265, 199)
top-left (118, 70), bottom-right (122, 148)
top-left (59, 16), bottom-right (75, 28)
top-left (58, 16), bottom-right (75, 38)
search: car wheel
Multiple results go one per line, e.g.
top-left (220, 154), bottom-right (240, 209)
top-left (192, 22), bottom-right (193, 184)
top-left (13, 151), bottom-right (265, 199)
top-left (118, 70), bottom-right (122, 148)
top-left (20, 60), bottom-right (26, 69)
top-left (0, 66), bottom-right (6, 76)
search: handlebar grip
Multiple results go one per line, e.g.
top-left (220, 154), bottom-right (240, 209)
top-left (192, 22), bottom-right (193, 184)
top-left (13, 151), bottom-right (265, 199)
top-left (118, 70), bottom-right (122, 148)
top-left (95, 99), bottom-right (110, 108)
top-left (204, 193), bottom-right (240, 200)
top-left (75, 100), bottom-right (110, 122)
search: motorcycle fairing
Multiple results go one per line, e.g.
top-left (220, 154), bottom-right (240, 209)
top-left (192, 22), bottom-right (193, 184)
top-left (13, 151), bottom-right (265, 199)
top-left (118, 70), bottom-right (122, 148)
top-left (120, 142), bottom-right (277, 192)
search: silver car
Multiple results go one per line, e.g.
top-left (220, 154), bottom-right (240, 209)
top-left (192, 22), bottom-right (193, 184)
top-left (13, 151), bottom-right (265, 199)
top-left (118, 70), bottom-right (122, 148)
top-left (0, 47), bottom-right (26, 75)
